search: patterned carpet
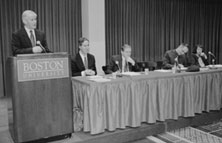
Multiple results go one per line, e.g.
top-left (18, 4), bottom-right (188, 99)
top-left (196, 121), bottom-right (222, 138)
top-left (146, 120), bottom-right (222, 143)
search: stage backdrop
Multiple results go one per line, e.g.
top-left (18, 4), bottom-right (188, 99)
top-left (0, 0), bottom-right (82, 97)
top-left (105, 0), bottom-right (222, 64)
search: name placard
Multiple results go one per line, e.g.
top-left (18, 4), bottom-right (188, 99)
top-left (17, 58), bottom-right (69, 82)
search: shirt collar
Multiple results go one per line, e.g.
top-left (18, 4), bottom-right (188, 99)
top-left (24, 26), bottom-right (35, 36)
top-left (122, 56), bottom-right (127, 61)
top-left (79, 51), bottom-right (87, 57)
top-left (79, 51), bottom-right (87, 62)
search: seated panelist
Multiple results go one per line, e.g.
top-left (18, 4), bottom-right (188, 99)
top-left (71, 37), bottom-right (97, 76)
top-left (190, 44), bottom-right (209, 67)
top-left (106, 44), bottom-right (140, 74)
top-left (162, 43), bottom-right (189, 69)
top-left (11, 10), bottom-right (51, 56)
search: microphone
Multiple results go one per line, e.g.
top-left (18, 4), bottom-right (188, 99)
top-left (208, 51), bottom-right (216, 59)
top-left (36, 41), bottom-right (46, 53)
top-left (173, 56), bottom-right (181, 71)
top-left (174, 56), bottom-right (179, 67)
top-left (174, 56), bottom-right (178, 62)
top-left (115, 61), bottom-right (121, 72)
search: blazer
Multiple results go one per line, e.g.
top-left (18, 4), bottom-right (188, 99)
top-left (190, 53), bottom-right (209, 67)
top-left (71, 53), bottom-right (97, 76)
top-left (11, 27), bottom-right (50, 56)
top-left (106, 55), bottom-right (140, 74)
top-left (163, 49), bottom-right (190, 69)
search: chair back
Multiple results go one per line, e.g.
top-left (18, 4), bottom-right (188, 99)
top-left (137, 61), bottom-right (157, 71)
top-left (102, 65), bottom-right (108, 74)
top-left (156, 61), bottom-right (163, 69)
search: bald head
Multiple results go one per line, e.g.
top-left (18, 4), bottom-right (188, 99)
top-left (22, 10), bottom-right (37, 30)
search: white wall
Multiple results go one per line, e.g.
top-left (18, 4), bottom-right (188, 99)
top-left (81, 0), bottom-right (106, 75)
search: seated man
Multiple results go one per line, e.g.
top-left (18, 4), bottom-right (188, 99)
top-left (190, 44), bottom-right (209, 67)
top-left (162, 43), bottom-right (190, 69)
top-left (106, 44), bottom-right (140, 74)
top-left (71, 37), bottom-right (97, 76)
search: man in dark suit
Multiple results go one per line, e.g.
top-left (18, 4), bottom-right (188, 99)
top-left (162, 43), bottom-right (190, 69)
top-left (11, 10), bottom-right (50, 56)
top-left (71, 37), bottom-right (97, 76)
top-left (106, 44), bottom-right (140, 74)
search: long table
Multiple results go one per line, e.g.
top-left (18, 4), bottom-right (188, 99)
top-left (72, 69), bottom-right (222, 134)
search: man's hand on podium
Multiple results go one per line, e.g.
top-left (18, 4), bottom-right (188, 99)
top-left (32, 46), bottom-right (43, 53)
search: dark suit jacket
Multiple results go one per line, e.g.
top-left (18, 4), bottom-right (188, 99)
top-left (11, 27), bottom-right (50, 56)
top-left (163, 49), bottom-right (190, 69)
top-left (190, 53), bottom-right (209, 67)
top-left (106, 55), bottom-right (140, 74)
top-left (71, 53), bottom-right (97, 76)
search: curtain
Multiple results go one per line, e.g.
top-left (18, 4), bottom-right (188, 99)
top-left (0, 0), bottom-right (82, 97)
top-left (105, 0), bottom-right (222, 64)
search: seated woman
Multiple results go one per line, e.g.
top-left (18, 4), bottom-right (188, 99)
top-left (190, 44), bottom-right (209, 67)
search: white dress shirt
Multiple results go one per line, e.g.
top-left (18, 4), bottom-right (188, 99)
top-left (79, 51), bottom-right (88, 76)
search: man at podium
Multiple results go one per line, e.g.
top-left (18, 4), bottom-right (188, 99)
top-left (71, 37), bottom-right (97, 76)
top-left (11, 10), bottom-right (51, 56)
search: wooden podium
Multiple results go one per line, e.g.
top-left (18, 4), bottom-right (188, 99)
top-left (6, 53), bottom-right (73, 143)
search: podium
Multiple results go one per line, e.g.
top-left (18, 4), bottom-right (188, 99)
top-left (6, 53), bottom-right (73, 143)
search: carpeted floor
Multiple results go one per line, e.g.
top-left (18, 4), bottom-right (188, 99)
top-left (144, 120), bottom-right (222, 143)
top-left (196, 121), bottom-right (222, 138)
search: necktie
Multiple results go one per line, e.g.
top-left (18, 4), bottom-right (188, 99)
top-left (30, 30), bottom-right (35, 47)
top-left (84, 56), bottom-right (88, 69)
top-left (124, 60), bottom-right (129, 72)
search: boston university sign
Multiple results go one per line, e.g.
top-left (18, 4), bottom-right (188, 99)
top-left (17, 58), bottom-right (69, 82)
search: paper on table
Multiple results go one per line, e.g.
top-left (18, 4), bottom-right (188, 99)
top-left (180, 67), bottom-right (188, 71)
top-left (87, 75), bottom-right (103, 79)
top-left (89, 78), bottom-right (111, 82)
top-left (207, 64), bottom-right (222, 68)
top-left (121, 72), bottom-right (141, 76)
top-left (200, 67), bottom-right (209, 71)
top-left (87, 76), bottom-right (111, 82)
top-left (154, 69), bottom-right (172, 72)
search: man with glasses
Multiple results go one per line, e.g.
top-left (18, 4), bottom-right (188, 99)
top-left (162, 43), bottom-right (189, 69)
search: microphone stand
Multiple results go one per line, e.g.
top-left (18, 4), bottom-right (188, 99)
top-left (115, 61), bottom-right (122, 77)
top-left (115, 61), bottom-right (121, 73)
top-left (208, 52), bottom-right (216, 66)
top-left (36, 41), bottom-right (46, 53)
